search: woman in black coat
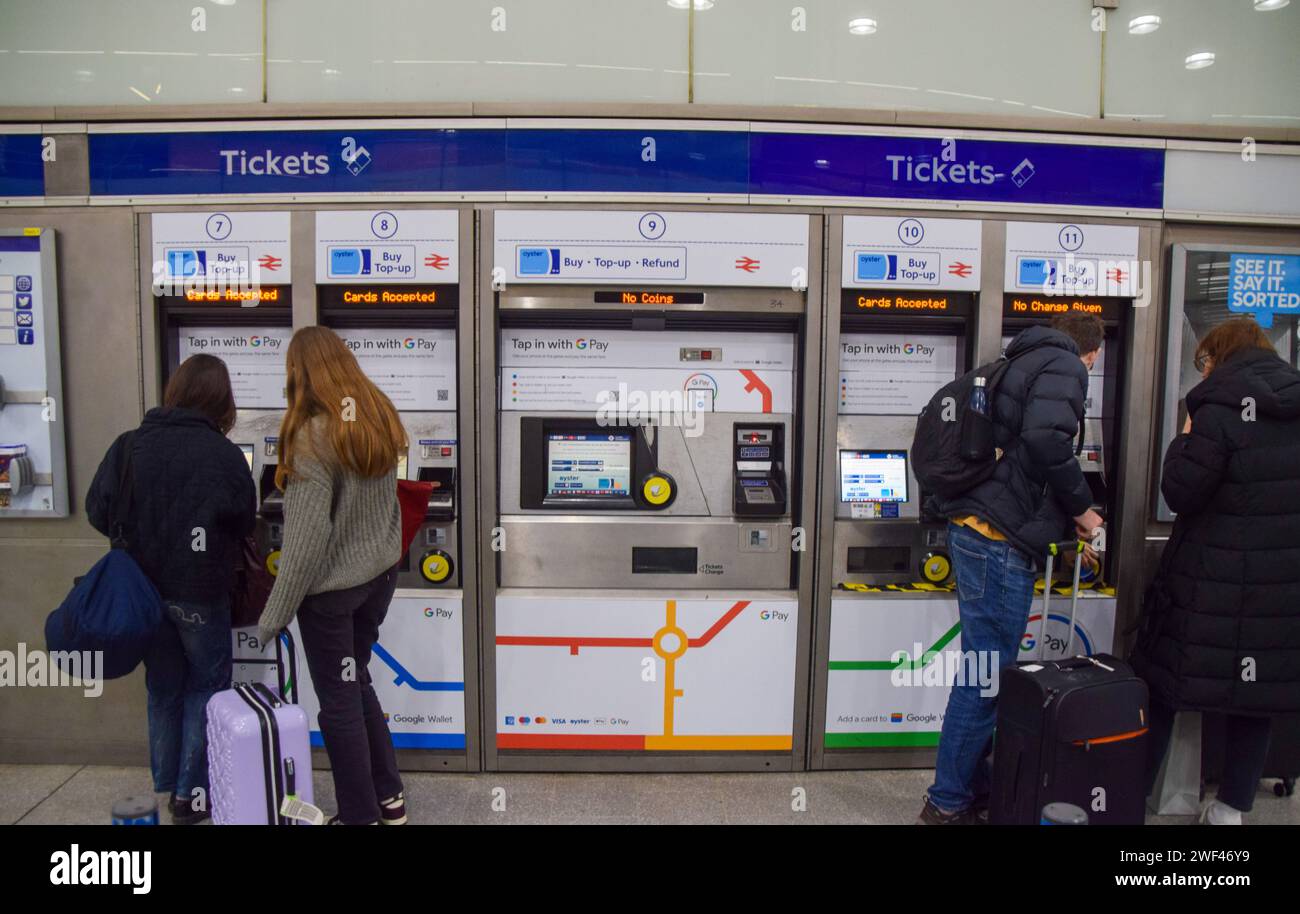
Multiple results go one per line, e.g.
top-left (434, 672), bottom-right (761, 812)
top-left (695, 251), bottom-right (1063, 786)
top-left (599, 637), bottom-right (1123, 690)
top-left (1137, 317), bottom-right (1300, 824)
top-left (87, 354), bottom-right (256, 824)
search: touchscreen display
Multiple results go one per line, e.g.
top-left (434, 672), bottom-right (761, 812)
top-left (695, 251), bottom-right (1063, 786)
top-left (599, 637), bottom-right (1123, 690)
top-left (547, 433), bottom-right (632, 497)
top-left (840, 450), bottom-right (908, 503)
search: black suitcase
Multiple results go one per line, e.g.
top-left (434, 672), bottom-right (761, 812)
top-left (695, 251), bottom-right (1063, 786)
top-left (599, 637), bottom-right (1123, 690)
top-left (989, 541), bottom-right (1151, 824)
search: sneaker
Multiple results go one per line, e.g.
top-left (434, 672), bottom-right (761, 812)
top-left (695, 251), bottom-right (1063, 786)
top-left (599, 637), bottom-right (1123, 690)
top-left (327, 815), bottom-right (379, 825)
top-left (1198, 799), bottom-right (1243, 825)
top-left (168, 795), bottom-right (210, 826)
top-left (380, 792), bottom-right (408, 825)
top-left (971, 793), bottom-right (990, 825)
top-left (916, 796), bottom-right (975, 825)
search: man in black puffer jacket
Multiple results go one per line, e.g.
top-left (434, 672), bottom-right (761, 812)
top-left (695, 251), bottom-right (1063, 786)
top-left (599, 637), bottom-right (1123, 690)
top-left (918, 314), bottom-right (1105, 824)
top-left (1136, 317), bottom-right (1300, 825)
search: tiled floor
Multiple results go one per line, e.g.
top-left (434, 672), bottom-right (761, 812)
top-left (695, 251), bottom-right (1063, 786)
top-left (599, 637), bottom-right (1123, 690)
top-left (3, 764), bottom-right (1297, 825)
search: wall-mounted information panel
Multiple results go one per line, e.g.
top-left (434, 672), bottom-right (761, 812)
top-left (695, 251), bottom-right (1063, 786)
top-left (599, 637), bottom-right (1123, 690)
top-left (0, 230), bottom-right (68, 517)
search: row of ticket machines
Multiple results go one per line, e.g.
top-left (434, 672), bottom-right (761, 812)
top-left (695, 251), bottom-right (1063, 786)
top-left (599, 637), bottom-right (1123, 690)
top-left (147, 208), bottom-right (1143, 771)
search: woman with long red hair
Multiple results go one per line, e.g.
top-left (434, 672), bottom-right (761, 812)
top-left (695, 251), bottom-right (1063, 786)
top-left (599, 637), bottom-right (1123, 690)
top-left (257, 325), bottom-right (408, 825)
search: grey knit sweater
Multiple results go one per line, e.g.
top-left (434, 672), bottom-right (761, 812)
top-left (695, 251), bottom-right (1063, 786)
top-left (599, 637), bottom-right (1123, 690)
top-left (257, 417), bottom-right (402, 645)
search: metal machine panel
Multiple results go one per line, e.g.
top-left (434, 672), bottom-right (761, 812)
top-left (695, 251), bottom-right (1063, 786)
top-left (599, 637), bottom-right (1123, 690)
top-left (500, 516), bottom-right (792, 589)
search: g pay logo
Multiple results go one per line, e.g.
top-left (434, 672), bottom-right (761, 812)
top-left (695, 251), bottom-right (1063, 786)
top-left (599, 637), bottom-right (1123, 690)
top-left (423, 607), bottom-right (435, 617)
top-left (575, 338), bottom-right (589, 350)
top-left (903, 343), bottom-right (915, 354)
top-left (249, 335), bottom-right (264, 347)
top-left (404, 338), bottom-right (416, 349)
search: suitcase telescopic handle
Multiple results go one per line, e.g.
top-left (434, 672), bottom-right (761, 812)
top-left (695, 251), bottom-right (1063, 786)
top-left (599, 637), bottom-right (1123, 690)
top-left (1040, 540), bottom-right (1086, 660)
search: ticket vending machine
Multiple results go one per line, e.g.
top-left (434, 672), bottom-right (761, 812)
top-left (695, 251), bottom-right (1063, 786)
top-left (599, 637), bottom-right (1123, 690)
top-left (810, 215), bottom-right (982, 768)
top-left (145, 212), bottom-right (294, 579)
top-left (307, 208), bottom-right (478, 769)
top-left (480, 209), bottom-right (821, 771)
top-left (999, 221), bottom-right (1144, 589)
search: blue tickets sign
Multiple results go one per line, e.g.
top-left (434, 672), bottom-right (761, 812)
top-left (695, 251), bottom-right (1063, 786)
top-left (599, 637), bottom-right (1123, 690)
top-left (90, 128), bottom-right (509, 196)
top-left (1228, 253), bottom-right (1300, 328)
top-left (81, 124), bottom-right (1165, 210)
top-left (0, 134), bottom-right (45, 197)
top-left (748, 132), bottom-right (1164, 209)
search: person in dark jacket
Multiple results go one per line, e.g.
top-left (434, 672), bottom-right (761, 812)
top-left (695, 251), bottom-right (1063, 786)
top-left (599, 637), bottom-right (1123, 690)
top-left (87, 354), bottom-right (255, 825)
top-left (918, 314), bottom-right (1105, 824)
top-left (1137, 317), bottom-right (1300, 825)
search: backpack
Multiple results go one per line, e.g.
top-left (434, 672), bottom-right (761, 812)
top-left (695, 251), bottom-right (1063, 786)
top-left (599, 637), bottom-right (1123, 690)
top-left (911, 355), bottom-right (1019, 499)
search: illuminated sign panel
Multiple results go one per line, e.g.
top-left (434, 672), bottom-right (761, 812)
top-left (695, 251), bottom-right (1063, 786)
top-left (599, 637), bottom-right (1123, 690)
top-left (841, 291), bottom-right (973, 316)
top-left (592, 290), bottom-right (706, 306)
top-left (178, 285), bottom-right (288, 306)
top-left (1002, 294), bottom-right (1119, 322)
top-left (317, 285), bottom-right (453, 310)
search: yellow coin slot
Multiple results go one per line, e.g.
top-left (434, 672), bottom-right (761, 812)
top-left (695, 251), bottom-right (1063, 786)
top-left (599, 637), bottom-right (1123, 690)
top-left (921, 552), bottom-right (951, 583)
top-left (421, 550), bottom-right (452, 583)
top-left (266, 549), bottom-right (281, 577)
top-left (642, 474), bottom-right (673, 506)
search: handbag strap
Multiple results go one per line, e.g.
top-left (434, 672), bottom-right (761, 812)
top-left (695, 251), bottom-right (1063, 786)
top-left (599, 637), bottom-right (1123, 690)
top-left (109, 430), bottom-right (138, 550)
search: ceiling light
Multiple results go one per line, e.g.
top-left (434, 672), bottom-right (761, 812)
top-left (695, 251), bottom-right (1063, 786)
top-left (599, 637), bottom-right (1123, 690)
top-left (1254, 1), bottom-right (1289, 11)
top-left (1185, 52), bottom-right (1216, 69)
top-left (228, 86), bottom-right (245, 93)
top-left (667, 0), bottom-right (713, 9)
top-left (1128, 15), bottom-right (1160, 34)
top-left (848, 18), bottom-right (878, 35)
top-left (210, 0), bottom-right (237, 6)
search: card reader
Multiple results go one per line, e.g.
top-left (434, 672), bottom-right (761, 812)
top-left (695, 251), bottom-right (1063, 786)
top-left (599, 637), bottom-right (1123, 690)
top-left (733, 423), bottom-right (787, 517)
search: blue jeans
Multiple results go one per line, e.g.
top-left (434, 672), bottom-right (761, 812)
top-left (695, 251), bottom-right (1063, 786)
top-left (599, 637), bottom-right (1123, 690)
top-left (143, 595), bottom-right (232, 800)
top-left (928, 522), bottom-right (1036, 814)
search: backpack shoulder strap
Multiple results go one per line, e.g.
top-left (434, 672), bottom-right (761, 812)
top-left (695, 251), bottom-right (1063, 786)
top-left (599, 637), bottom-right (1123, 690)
top-left (109, 430), bottom-right (138, 549)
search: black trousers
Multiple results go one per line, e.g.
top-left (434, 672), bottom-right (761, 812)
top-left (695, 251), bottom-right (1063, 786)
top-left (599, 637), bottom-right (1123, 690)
top-left (297, 565), bottom-right (404, 824)
top-left (1144, 697), bottom-right (1273, 813)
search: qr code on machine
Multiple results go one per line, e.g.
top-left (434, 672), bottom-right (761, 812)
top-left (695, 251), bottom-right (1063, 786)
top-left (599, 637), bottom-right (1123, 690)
top-left (437, 389), bottom-right (448, 401)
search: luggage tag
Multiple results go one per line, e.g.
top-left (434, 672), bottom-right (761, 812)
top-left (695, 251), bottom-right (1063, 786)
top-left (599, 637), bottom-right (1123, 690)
top-left (278, 756), bottom-right (324, 825)
top-left (280, 795), bottom-right (325, 826)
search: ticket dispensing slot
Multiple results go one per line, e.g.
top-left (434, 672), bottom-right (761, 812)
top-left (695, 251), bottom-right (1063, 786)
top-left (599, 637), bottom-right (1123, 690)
top-left (734, 423), bottom-right (786, 516)
top-left (418, 466), bottom-right (456, 521)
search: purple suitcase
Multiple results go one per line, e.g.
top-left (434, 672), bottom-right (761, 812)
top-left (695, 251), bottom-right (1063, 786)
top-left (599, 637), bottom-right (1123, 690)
top-left (206, 682), bottom-right (313, 825)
